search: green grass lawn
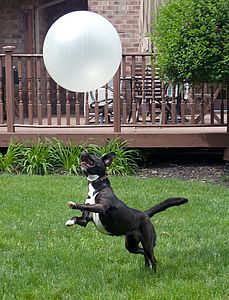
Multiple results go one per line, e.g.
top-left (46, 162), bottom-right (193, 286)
top-left (0, 175), bottom-right (228, 300)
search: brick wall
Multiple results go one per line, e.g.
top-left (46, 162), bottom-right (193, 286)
top-left (0, 0), bottom-right (33, 53)
top-left (38, 0), bottom-right (142, 54)
top-left (88, 0), bottom-right (141, 53)
top-left (0, 0), bottom-right (154, 54)
top-left (0, 1), bottom-right (24, 53)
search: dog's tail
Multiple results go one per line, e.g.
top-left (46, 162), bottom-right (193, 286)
top-left (145, 198), bottom-right (188, 218)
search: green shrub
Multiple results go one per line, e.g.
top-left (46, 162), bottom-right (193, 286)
top-left (49, 139), bottom-right (82, 175)
top-left (21, 140), bottom-right (53, 175)
top-left (0, 139), bottom-right (140, 176)
top-left (152, 0), bottom-right (229, 83)
top-left (0, 140), bottom-right (24, 173)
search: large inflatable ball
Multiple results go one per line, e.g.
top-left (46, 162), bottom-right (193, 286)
top-left (43, 11), bottom-right (122, 92)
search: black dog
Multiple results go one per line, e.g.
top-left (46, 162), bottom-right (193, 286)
top-left (65, 152), bottom-right (188, 270)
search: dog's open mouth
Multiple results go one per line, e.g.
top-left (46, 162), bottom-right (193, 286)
top-left (80, 158), bottom-right (95, 168)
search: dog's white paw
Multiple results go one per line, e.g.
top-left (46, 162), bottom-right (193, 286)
top-left (65, 219), bottom-right (75, 227)
top-left (67, 201), bottom-right (77, 209)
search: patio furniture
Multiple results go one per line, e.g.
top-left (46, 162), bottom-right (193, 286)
top-left (129, 64), bottom-right (185, 124)
top-left (85, 82), bottom-right (113, 124)
top-left (127, 65), bottom-right (161, 122)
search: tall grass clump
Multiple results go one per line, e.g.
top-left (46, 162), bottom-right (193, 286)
top-left (0, 140), bottom-right (24, 173)
top-left (49, 138), bottom-right (83, 175)
top-left (21, 139), bottom-right (53, 175)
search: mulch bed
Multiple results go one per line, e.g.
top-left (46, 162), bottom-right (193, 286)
top-left (139, 162), bottom-right (229, 187)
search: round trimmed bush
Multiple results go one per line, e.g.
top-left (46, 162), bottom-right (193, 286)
top-left (152, 0), bottom-right (229, 83)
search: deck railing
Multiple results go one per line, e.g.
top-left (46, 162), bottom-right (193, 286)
top-left (0, 46), bottom-right (228, 133)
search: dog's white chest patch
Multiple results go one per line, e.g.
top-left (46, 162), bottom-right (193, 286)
top-left (85, 183), bottom-right (109, 235)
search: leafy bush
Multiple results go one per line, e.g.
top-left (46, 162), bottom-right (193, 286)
top-left (0, 139), bottom-right (140, 176)
top-left (0, 140), bottom-right (24, 173)
top-left (49, 139), bottom-right (82, 175)
top-left (152, 0), bottom-right (229, 83)
top-left (21, 140), bottom-right (53, 175)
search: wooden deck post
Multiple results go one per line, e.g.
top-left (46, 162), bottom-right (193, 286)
top-left (113, 66), bottom-right (121, 133)
top-left (3, 46), bottom-right (15, 132)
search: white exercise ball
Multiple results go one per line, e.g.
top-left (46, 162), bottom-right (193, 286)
top-left (43, 11), bottom-right (122, 92)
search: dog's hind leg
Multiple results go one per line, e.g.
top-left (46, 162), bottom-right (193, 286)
top-left (141, 242), bottom-right (157, 271)
top-left (125, 233), bottom-right (142, 254)
top-left (140, 223), bottom-right (157, 271)
top-left (125, 233), bottom-right (151, 267)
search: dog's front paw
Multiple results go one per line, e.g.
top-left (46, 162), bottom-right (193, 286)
top-left (67, 201), bottom-right (77, 209)
top-left (65, 219), bottom-right (75, 227)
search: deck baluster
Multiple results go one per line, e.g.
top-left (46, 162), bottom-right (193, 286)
top-left (180, 83), bottom-right (186, 124)
top-left (210, 84), bottom-right (214, 125)
top-left (191, 86), bottom-right (195, 124)
top-left (46, 71), bottom-right (52, 125)
top-left (36, 57), bottom-right (42, 125)
top-left (0, 57), bottom-right (3, 124)
top-left (200, 83), bottom-right (205, 124)
top-left (27, 57), bottom-right (33, 125)
top-left (220, 84), bottom-right (224, 125)
top-left (85, 92), bottom-right (89, 125)
top-left (151, 68), bottom-right (156, 125)
top-left (161, 80), bottom-right (166, 125)
top-left (104, 84), bottom-right (109, 124)
top-left (121, 56), bottom-right (127, 124)
top-left (94, 89), bottom-right (99, 124)
top-left (151, 99), bottom-right (156, 125)
top-left (66, 90), bottom-right (70, 125)
top-left (131, 56), bottom-right (137, 124)
top-left (75, 92), bottom-right (80, 125)
top-left (113, 65), bottom-right (121, 132)
top-left (56, 84), bottom-right (61, 125)
top-left (141, 57), bottom-right (146, 124)
top-left (18, 58), bottom-right (23, 124)
top-left (171, 84), bottom-right (176, 124)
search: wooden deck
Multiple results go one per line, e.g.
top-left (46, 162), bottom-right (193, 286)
top-left (0, 50), bottom-right (228, 159)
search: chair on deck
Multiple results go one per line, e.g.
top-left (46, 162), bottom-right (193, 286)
top-left (84, 81), bottom-right (113, 124)
top-left (129, 65), bottom-right (162, 122)
top-left (164, 83), bottom-right (189, 123)
top-left (131, 69), bottom-right (184, 124)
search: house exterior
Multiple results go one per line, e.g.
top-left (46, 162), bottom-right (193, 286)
top-left (0, 0), bottom-right (228, 159)
top-left (0, 0), bottom-right (165, 55)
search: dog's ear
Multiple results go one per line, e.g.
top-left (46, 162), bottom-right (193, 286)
top-left (102, 152), bottom-right (115, 166)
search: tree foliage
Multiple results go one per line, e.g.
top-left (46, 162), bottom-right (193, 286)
top-left (151, 0), bottom-right (229, 83)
